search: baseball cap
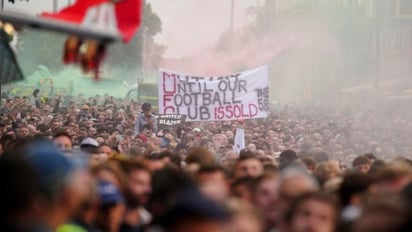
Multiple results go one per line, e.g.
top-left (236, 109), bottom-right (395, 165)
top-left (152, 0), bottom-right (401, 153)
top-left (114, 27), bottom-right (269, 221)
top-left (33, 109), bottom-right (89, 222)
top-left (98, 181), bottom-right (123, 206)
top-left (80, 137), bottom-right (99, 154)
top-left (80, 137), bottom-right (99, 147)
top-left (160, 189), bottom-right (230, 227)
top-left (25, 141), bottom-right (75, 197)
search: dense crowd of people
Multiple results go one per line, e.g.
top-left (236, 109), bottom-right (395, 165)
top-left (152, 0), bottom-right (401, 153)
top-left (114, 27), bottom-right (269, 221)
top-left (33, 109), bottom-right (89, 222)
top-left (0, 92), bottom-right (411, 232)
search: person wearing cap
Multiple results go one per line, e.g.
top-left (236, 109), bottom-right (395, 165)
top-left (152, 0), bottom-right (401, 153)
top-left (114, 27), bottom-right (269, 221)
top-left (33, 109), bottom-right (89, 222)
top-left (0, 140), bottom-right (93, 231)
top-left (134, 103), bottom-right (157, 136)
top-left (80, 137), bottom-right (108, 164)
top-left (95, 181), bottom-right (125, 232)
top-left (159, 189), bottom-right (230, 232)
top-left (80, 137), bottom-right (99, 151)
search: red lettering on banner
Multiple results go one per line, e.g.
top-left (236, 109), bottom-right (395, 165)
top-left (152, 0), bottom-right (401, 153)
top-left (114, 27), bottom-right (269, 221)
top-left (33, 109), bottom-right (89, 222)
top-left (163, 94), bottom-right (173, 107)
top-left (163, 72), bottom-right (176, 93)
top-left (215, 106), bottom-right (224, 120)
top-left (214, 104), bottom-right (259, 120)
top-left (233, 105), bottom-right (242, 118)
top-left (225, 105), bottom-right (233, 118)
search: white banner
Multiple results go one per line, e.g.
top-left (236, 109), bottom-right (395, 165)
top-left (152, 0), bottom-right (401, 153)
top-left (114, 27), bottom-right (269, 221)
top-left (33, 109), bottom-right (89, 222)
top-left (158, 66), bottom-right (269, 122)
top-left (234, 128), bottom-right (245, 154)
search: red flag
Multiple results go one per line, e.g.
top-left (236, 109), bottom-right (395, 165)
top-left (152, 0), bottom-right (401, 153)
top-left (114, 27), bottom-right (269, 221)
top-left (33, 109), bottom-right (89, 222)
top-left (42, 0), bottom-right (143, 43)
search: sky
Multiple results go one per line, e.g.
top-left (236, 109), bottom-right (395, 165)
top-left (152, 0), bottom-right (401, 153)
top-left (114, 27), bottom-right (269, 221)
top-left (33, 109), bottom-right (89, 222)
top-left (3, 0), bottom-right (261, 58)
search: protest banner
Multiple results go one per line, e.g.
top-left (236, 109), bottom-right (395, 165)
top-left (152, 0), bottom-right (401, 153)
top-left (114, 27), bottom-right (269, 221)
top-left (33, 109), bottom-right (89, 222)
top-left (158, 66), bottom-right (269, 122)
top-left (234, 127), bottom-right (245, 153)
top-left (157, 114), bottom-right (186, 130)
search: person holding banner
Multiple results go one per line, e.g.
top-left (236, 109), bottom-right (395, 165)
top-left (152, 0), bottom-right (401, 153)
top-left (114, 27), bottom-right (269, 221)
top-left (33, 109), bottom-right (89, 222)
top-left (134, 103), bottom-right (157, 136)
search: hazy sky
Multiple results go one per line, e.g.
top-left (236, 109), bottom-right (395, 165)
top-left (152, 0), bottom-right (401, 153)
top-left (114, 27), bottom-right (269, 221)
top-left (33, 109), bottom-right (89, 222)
top-left (4, 0), bottom-right (261, 58)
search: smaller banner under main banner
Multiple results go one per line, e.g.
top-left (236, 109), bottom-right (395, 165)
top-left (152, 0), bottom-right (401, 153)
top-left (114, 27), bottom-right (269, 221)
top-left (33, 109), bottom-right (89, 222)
top-left (158, 66), bottom-right (269, 122)
top-left (157, 114), bottom-right (186, 130)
